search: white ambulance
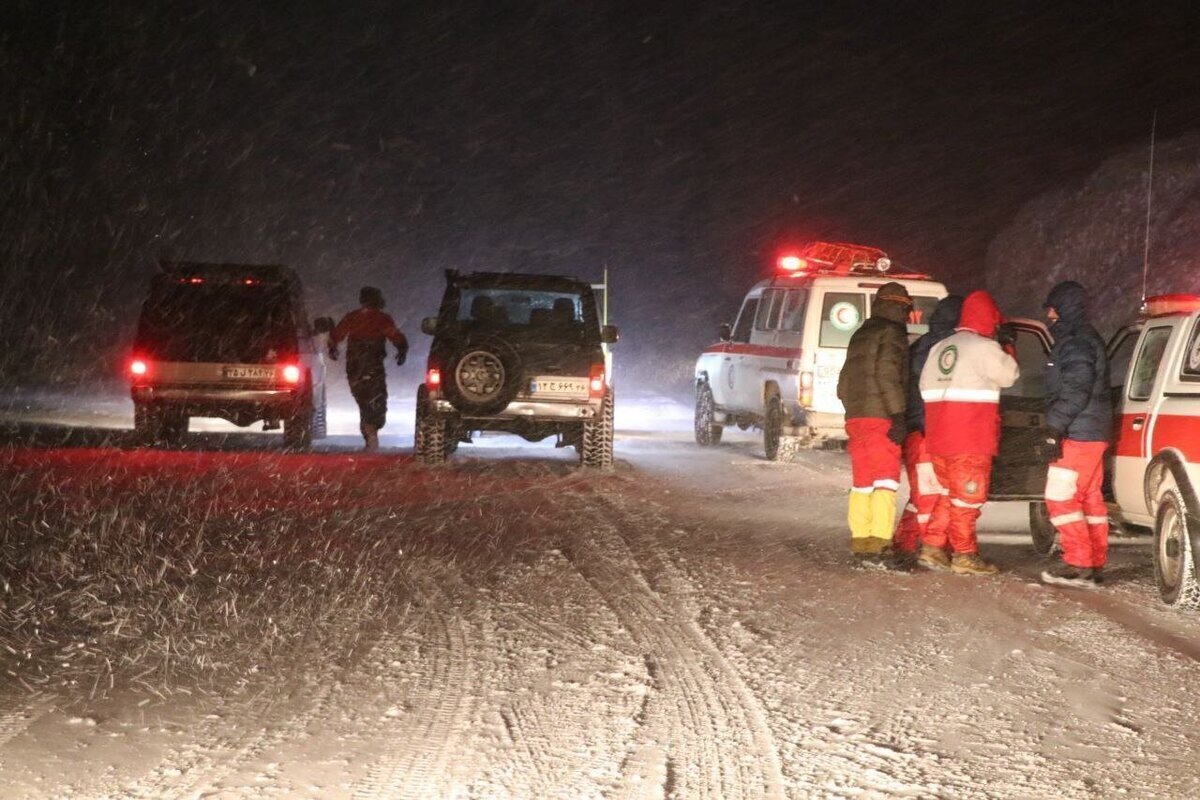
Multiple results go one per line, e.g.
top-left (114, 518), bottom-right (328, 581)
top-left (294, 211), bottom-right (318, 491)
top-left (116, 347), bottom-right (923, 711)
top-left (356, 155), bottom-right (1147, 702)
top-left (1107, 295), bottom-right (1200, 609)
top-left (693, 242), bottom-right (948, 460)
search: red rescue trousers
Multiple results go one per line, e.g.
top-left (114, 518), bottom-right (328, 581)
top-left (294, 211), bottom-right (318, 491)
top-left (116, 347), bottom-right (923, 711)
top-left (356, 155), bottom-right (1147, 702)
top-left (1044, 440), bottom-right (1109, 569)
top-left (846, 418), bottom-right (902, 493)
top-left (895, 431), bottom-right (942, 553)
top-left (924, 454), bottom-right (992, 554)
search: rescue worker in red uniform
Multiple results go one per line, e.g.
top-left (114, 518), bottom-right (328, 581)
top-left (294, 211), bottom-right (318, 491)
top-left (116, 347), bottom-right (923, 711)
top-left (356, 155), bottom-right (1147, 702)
top-left (918, 290), bottom-right (1019, 574)
top-left (1038, 280), bottom-right (1112, 588)
top-left (836, 282), bottom-right (913, 563)
top-left (330, 286), bottom-right (408, 451)
top-left (894, 295), bottom-right (963, 561)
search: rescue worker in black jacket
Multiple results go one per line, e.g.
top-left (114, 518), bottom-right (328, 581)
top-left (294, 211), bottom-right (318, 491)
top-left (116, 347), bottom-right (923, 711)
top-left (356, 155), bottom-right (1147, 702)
top-left (1038, 280), bottom-right (1112, 588)
top-left (836, 281), bottom-right (913, 561)
top-left (894, 295), bottom-right (963, 560)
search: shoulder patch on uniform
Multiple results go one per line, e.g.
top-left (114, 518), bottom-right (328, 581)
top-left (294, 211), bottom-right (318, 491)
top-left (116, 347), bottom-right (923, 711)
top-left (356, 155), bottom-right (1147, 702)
top-left (938, 344), bottom-right (958, 375)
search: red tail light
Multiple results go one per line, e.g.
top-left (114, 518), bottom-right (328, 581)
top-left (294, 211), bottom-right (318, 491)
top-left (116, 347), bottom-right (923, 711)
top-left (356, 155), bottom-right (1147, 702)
top-left (589, 364), bottom-right (605, 397)
top-left (281, 364), bottom-right (302, 384)
top-left (426, 367), bottom-right (442, 387)
top-left (129, 358), bottom-right (149, 381)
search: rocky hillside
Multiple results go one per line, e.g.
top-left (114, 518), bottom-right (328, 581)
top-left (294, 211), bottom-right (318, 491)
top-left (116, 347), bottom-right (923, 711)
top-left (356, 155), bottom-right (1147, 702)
top-left (986, 132), bottom-right (1200, 336)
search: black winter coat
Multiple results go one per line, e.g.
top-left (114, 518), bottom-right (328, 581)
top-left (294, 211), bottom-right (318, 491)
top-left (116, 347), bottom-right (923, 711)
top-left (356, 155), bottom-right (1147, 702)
top-left (905, 295), bottom-right (963, 433)
top-left (1044, 281), bottom-right (1112, 442)
top-left (837, 288), bottom-right (910, 420)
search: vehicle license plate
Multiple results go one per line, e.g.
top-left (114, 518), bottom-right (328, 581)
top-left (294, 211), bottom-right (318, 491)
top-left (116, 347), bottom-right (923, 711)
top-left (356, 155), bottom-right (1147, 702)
top-left (223, 366), bottom-right (276, 380)
top-left (530, 376), bottom-right (588, 397)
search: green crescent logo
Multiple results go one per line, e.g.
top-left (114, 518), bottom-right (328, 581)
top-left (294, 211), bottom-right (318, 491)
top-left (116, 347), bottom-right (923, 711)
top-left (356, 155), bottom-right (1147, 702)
top-left (938, 345), bottom-right (958, 375)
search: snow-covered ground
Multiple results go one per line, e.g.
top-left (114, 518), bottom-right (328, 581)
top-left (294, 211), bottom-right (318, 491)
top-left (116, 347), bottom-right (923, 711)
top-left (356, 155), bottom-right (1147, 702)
top-left (1, 387), bottom-right (1199, 798)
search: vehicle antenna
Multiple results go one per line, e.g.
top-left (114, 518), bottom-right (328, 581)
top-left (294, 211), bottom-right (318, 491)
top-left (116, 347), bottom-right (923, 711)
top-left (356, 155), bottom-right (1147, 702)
top-left (1141, 110), bottom-right (1157, 303)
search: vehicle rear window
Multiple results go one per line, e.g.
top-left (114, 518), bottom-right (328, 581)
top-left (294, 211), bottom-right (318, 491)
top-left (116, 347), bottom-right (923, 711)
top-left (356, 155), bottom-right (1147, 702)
top-left (755, 289), bottom-right (785, 330)
top-left (1129, 326), bottom-right (1173, 400)
top-left (453, 288), bottom-right (596, 333)
top-left (780, 288), bottom-right (808, 331)
top-left (135, 283), bottom-right (295, 363)
top-left (818, 292), bottom-right (865, 348)
top-left (1181, 319), bottom-right (1200, 383)
top-left (906, 295), bottom-right (941, 339)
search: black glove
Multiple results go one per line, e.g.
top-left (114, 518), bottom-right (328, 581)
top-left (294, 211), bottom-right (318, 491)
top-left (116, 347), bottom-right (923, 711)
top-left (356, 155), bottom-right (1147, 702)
top-left (996, 321), bottom-right (1017, 347)
top-left (327, 344), bottom-right (338, 361)
top-left (395, 346), bottom-right (408, 367)
top-left (887, 413), bottom-right (907, 446)
top-left (1042, 428), bottom-right (1064, 461)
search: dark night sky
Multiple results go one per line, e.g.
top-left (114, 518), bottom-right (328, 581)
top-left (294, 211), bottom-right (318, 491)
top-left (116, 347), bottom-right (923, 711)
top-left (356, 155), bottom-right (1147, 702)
top-left (3, 1), bottom-right (1200, 380)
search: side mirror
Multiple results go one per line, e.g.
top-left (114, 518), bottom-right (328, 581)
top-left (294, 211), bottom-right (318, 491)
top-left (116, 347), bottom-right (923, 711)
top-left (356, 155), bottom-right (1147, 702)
top-left (718, 323), bottom-right (732, 342)
top-left (421, 316), bottom-right (439, 336)
top-left (312, 316), bottom-right (335, 335)
top-left (600, 324), bottom-right (620, 344)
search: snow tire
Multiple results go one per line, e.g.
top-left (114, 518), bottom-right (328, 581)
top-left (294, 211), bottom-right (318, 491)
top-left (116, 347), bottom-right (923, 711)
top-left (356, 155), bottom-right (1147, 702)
top-left (1154, 488), bottom-right (1200, 610)
top-left (763, 395), bottom-right (783, 461)
top-left (581, 389), bottom-right (614, 469)
top-left (1029, 501), bottom-right (1059, 556)
top-left (694, 383), bottom-right (723, 446)
top-left (415, 385), bottom-right (450, 465)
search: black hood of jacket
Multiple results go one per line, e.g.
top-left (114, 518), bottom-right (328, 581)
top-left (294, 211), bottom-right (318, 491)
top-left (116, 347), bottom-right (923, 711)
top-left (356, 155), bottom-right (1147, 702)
top-left (1044, 280), bottom-right (1088, 334)
top-left (872, 281), bottom-right (912, 325)
top-left (929, 294), bottom-right (963, 336)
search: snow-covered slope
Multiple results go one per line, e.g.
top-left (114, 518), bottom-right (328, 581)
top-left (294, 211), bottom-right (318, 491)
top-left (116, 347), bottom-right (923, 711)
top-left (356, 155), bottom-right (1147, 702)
top-left (986, 132), bottom-right (1200, 335)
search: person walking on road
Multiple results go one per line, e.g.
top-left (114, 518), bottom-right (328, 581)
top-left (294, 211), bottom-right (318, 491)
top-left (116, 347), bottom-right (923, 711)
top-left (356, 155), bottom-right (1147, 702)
top-left (330, 286), bottom-right (408, 451)
top-left (1038, 281), bottom-right (1113, 589)
top-left (837, 281), bottom-right (913, 564)
top-left (918, 290), bottom-right (1019, 575)
top-left (894, 294), bottom-right (963, 563)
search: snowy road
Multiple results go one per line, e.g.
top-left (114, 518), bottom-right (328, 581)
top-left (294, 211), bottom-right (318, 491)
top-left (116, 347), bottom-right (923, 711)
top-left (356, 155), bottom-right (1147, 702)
top-left (1, 388), bottom-right (1200, 798)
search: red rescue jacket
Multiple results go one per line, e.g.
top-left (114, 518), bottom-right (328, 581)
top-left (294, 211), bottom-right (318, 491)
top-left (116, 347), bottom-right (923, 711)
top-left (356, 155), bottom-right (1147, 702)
top-left (918, 291), bottom-right (1019, 457)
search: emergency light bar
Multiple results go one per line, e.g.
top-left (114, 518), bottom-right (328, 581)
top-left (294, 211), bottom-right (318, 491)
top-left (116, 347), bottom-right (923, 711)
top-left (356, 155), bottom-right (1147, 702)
top-left (776, 242), bottom-right (893, 276)
top-left (1142, 294), bottom-right (1200, 317)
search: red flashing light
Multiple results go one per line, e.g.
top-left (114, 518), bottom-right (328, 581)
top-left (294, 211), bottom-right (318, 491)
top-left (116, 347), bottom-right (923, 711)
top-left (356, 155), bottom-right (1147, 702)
top-left (281, 364), bottom-right (302, 384)
top-left (426, 367), bottom-right (442, 387)
top-left (243, 278), bottom-right (257, 285)
top-left (182, 276), bottom-right (205, 284)
top-left (130, 358), bottom-right (149, 378)
top-left (778, 255), bottom-right (808, 274)
top-left (1143, 294), bottom-right (1200, 317)
top-left (589, 364), bottom-right (606, 397)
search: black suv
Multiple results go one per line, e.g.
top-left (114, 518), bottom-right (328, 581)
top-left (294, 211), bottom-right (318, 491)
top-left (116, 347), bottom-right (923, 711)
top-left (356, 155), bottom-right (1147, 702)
top-left (415, 270), bottom-right (618, 466)
top-left (128, 261), bottom-right (332, 448)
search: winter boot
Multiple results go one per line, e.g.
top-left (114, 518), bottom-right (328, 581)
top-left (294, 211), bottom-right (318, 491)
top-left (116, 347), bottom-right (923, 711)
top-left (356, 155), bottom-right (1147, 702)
top-left (362, 424), bottom-right (380, 452)
top-left (917, 544), bottom-right (952, 572)
top-left (1040, 563), bottom-right (1095, 589)
top-left (950, 552), bottom-right (998, 576)
top-left (1089, 566), bottom-right (1105, 586)
top-left (887, 547), bottom-right (918, 572)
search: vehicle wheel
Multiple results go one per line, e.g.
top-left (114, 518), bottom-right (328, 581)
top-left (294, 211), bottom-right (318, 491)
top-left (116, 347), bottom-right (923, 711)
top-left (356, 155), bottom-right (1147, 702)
top-left (763, 395), bottom-right (783, 461)
top-left (444, 339), bottom-right (523, 415)
top-left (158, 409), bottom-right (188, 446)
top-left (1154, 488), bottom-right (1200, 610)
top-left (1029, 502), bottom-right (1059, 555)
top-left (694, 383), bottom-right (723, 446)
top-left (284, 396), bottom-right (314, 451)
top-left (310, 387), bottom-right (328, 440)
top-left (581, 389), bottom-right (615, 469)
top-left (415, 386), bottom-right (449, 465)
top-left (133, 402), bottom-right (162, 444)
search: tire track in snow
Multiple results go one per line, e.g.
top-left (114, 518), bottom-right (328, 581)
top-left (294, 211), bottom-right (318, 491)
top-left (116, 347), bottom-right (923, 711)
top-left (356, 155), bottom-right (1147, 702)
top-left (351, 582), bottom-right (490, 800)
top-left (561, 492), bottom-right (786, 800)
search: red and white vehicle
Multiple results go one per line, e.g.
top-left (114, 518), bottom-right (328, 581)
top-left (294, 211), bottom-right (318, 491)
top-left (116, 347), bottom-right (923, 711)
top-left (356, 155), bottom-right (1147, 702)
top-left (693, 242), bottom-right (948, 459)
top-left (1108, 295), bottom-right (1200, 608)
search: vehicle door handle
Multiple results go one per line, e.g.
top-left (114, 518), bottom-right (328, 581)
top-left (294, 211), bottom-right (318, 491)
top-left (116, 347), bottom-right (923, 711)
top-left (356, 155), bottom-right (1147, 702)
top-left (1131, 417), bottom-right (1145, 431)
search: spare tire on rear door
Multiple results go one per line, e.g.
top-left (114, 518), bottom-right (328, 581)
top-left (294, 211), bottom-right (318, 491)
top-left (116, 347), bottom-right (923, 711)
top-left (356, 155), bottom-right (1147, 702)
top-left (443, 338), bottom-right (524, 415)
